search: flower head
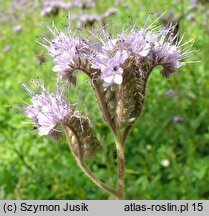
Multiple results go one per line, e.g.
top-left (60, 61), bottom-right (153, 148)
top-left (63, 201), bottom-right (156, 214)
top-left (91, 50), bottom-right (128, 84)
top-left (21, 81), bottom-right (100, 159)
top-left (22, 82), bottom-right (71, 137)
top-left (13, 25), bottom-right (22, 34)
top-left (41, 18), bottom-right (194, 86)
top-left (153, 41), bottom-right (184, 77)
top-left (164, 89), bottom-right (174, 97)
top-left (40, 0), bottom-right (72, 17)
top-left (73, 0), bottom-right (95, 9)
top-left (173, 115), bottom-right (183, 123)
top-left (3, 45), bottom-right (11, 53)
top-left (41, 26), bottom-right (90, 82)
top-left (119, 30), bottom-right (157, 57)
top-left (152, 25), bottom-right (195, 78)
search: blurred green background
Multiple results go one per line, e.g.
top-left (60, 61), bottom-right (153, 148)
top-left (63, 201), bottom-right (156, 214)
top-left (0, 0), bottom-right (209, 199)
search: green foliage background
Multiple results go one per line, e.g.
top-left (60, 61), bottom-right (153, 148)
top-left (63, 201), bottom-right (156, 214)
top-left (0, 0), bottom-right (209, 199)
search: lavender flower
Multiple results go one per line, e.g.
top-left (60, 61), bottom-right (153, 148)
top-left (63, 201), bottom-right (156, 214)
top-left (22, 82), bottom-right (71, 137)
top-left (76, 14), bottom-right (100, 28)
top-left (164, 89), bottom-right (174, 97)
top-left (21, 81), bottom-right (100, 159)
top-left (73, 0), bottom-right (95, 9)
top-left (41, 20), bottom-right (194, 86)
top-left (18, 15), bottom-right (197, 198)
top-left (40, 0), bottom-right (72, 17)
top-left (41, 28), bottom-right (90, 82)
top-left (72, 7), bottom-right (117, 28)
top-left (119, 30), bottom-right (157, 57)
top-left (187, 14), bottom-right (195, 21)
top-left (173, 115), bottom-right (183, 123)
top-left (91, 50), bottom-right (128, 84)
top-left (153, 40), bottom-right (185, 78)
top-left (13, 25), bottom-right (22, 34)
top-left (101, 7), bottom-right (118, 22)
top-left (38, 19), bottom-right (195, 132)
top-left (3, 45), bottom-right (11, 53)
top-left (39, 18), bottom-right (195, 131)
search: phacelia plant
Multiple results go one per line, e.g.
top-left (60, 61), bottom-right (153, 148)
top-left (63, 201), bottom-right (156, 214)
top-left (20, 16), bottom-right (194, 199)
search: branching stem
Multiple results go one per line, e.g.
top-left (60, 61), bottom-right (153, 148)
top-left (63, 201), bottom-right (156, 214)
top-left (64, 126), bottom-right (118, 197)
top-left (91, 79), bottom-right (116, 135)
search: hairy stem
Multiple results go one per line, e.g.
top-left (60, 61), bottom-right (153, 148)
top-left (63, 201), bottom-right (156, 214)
top-left (64, 126), bottom-right (117, 198)
top-left (91, 79), bottom-right (116, 135)
top-left (115, 134), bottom-right (125, 200)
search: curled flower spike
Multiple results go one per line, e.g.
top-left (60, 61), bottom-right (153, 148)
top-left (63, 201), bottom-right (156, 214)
top-left (41, 20), bottom-right (194, 86)
top-left (40, 0), bottom-right (73, 17)
top-left (22, 82), bottom-right (71, 138)
top-left (73, 0), bottom-right (96, 9)
top-left (40, 24), bottom-right (92, 83)
top-left (22, 81), bottom-right (100, 159)
top-left (40, 18), bottom-right (195, 133)
top-left (153, 41), bottom-right (184, 77)
top-left (151, 25), bottom-right (191, 78)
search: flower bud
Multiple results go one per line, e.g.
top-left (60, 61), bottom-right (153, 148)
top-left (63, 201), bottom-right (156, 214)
top-left (64, 112), bottom-right (101, 160)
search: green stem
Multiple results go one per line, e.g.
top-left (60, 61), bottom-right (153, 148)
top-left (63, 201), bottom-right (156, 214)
top-left (76, 159), bottom-right (117, 197)
top-left (64, 126), bottom-right (118, 198)
top-left (115, 134), bottom-right (125, 200)
top-left (91, 79), bottom-right (116, 135)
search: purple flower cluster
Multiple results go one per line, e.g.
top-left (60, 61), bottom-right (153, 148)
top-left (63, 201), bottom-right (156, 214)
top-left (13, 25), bottom-right (22, 34)
top-left (91, 50), bottom-right (128, 84)
top-left (40, 0), bottom-right (96, 17)
top-left (3, 45), bottom-right (11, 53)
top-left (73, 7), bottom-right (118, 28)
top-left (164, 89), bottom-right (174, 97)
top-left (153, 41), bottom-right (184, 77)
top-left (73, 0), bottom-right (95, 9)
top-left (22, 82), bottom-right (71, 137)
top-left (118, 30), bottom-right (157, 57)
top-left (42, 20), bottom-right (193, 85)
top-left (42, 28), bottom-right (88, 81)
top-left (40, 0), bottom-right (72, 17)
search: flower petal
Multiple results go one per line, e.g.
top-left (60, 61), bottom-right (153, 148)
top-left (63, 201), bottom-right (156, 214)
top-left (52, 65), bottom-right (61, 72)
top-left (114, 74), bottom-right (123, 84)
top-left (103, 74), bottom-right (114, 83)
